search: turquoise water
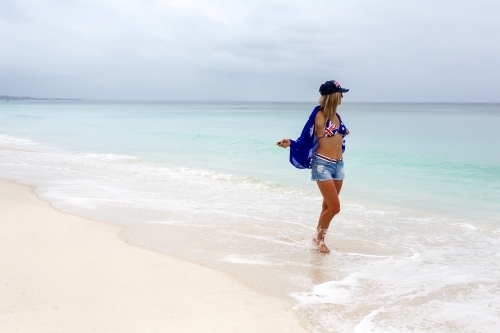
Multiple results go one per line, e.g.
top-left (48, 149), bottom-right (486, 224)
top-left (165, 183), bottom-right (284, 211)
top-left (1, 101), bottom-right (500, 332)
top-left (1, 101), bottom-right (499, 224)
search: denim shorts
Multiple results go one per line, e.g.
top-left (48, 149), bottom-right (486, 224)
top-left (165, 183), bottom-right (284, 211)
top-left (311, 154), bottom-right (345, 181)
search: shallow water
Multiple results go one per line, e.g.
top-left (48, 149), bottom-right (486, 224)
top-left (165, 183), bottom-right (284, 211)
top-left (1, 101), bottom-right (499, 332)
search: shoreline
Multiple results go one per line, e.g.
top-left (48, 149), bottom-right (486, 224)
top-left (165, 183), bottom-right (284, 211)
top-left (0, 178), bottom-right (309, 333)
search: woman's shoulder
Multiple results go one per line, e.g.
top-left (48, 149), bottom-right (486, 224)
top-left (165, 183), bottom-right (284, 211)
top-left (314, 109), bottom-right (326, 127)
top-left (315, 109), bottom-right (326, 119)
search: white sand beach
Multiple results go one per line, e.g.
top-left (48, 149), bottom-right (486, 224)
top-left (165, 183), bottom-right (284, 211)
top-left (0, 178), bottom-right (308, 333)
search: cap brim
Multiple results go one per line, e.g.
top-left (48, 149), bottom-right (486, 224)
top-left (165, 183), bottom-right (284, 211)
top-left (339, 88), bottom-right (349, 93)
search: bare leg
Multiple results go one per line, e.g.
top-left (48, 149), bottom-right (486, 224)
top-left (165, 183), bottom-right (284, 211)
top-left (313, 180), bottom-right (343, 253)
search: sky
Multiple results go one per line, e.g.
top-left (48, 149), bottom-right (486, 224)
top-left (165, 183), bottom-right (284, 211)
top-left (0, 0), bottom-right (499, 102)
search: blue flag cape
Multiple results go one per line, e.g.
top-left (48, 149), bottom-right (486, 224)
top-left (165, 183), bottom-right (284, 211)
top-left (289, 106), bottom-right (320, 169)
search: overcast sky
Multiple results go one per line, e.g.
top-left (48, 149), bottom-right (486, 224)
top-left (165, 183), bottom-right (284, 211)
top-left (1, 0), bottom-right (499, 102)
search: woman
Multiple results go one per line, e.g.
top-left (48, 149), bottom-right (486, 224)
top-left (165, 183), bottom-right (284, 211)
top-left (277, 80), bottom-right (350, 253)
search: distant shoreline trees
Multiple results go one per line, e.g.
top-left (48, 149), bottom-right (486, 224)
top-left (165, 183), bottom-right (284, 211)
top-left (0, 95), bottom-right (80, 101)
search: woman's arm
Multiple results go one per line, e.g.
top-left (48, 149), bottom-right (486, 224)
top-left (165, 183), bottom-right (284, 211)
top-left (314, 111), bottom-right (326, 139)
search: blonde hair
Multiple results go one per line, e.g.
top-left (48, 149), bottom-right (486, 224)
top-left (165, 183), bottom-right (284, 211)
top-left (318, 92), bottom-right (342, 121)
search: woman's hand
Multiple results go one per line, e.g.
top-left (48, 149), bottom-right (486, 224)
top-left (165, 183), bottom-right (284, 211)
top-left (276, 138), bottom-right (291, 148)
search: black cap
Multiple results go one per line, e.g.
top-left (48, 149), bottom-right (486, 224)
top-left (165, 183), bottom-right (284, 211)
top-left (319, 80), bottom-right (349, 96)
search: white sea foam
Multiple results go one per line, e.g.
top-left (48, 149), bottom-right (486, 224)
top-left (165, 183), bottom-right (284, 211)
top-left (148, 220), bottom-right (216, 228)
top-left (291, 228), bottom-right (500, 333)
top-left (451, 222), bottom-right (478, 231)
top-left (0, 134), bottom-right (39, 146)
top-left (222, 254), bottom-right (273, 265)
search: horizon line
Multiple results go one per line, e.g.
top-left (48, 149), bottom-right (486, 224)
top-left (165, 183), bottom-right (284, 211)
top-left (1, 95), bottom-right (499, 104)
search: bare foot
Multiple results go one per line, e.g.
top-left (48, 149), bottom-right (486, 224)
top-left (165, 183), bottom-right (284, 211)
top-left (313, 228), bottom-right (330, 253)
top-left (312, 237), bottom-right (331, 253)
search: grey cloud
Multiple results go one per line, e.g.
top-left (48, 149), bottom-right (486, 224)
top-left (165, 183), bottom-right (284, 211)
top-left (0, 0), bottom-right (499, 101)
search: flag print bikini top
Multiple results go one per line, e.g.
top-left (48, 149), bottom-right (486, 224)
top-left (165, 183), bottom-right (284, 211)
top-left (317, 113), bottom-right (347, 139)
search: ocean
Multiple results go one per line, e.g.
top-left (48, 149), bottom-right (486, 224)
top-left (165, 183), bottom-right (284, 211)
top-left (1, 100), bottom-right (499, 332)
